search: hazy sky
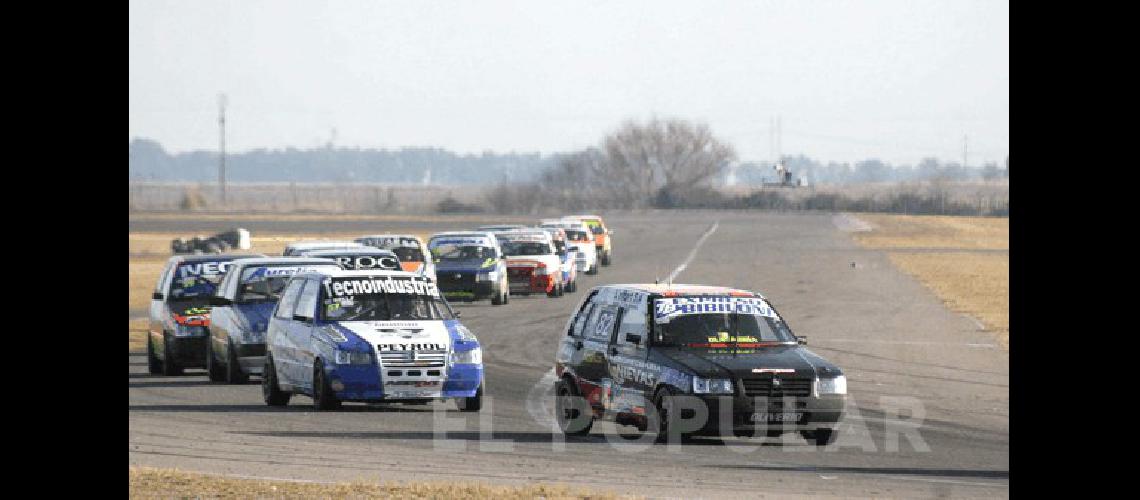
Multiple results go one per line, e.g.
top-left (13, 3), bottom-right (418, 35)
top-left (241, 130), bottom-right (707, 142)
top-left (129, 0), bottom-right (1008, 166)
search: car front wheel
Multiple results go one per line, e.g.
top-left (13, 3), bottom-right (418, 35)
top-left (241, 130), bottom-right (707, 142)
top-left (312, 360), bottom-right (342, 411)
top-left (262, 355), bottom-right (291, 406)
top-left (146, 334), bottom-right (162, 375)
top-left (457, 383), bottom-right (483, 412)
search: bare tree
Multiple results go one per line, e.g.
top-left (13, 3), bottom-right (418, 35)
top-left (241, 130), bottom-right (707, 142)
top-left (600, 118), bottom-right (736, 207)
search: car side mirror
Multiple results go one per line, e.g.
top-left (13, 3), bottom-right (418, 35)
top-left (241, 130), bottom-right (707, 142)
top-left (152, 292), bottom-right (164, 300)
top-left (209, 296), bottom-right (232, 307)
top-left (797, 336), bottom-right (808, 345)
top-left (293, 314), bottom-right (313, 324)
top-left (625, 333), bottom-right (642, 345)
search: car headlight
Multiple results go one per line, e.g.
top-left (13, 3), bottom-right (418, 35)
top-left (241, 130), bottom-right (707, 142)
top-left (454, 324), bottom-right (479, 342)
top-left (816, 375), bottom-right (847, 395)
top-left (475, 270), bottom-right (498, 281)
top-left (334, 350), bottom-right (372, 365)
top-left (174, 324), bottom-right (205, 337)
top-left (451, 347), bottom-right (482, 365)
top-left (692, 377), bottom-right (734, 394)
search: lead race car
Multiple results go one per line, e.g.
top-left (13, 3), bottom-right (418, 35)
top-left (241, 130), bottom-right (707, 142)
top-left (553, 284), bottom-right (846, 445)
top-left (539, 219), bottom-right (598, 275)
top-left (262, 269), bottom-right (485, 410)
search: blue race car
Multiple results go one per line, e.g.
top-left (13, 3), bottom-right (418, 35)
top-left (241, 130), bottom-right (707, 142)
top-left (262, 269), bottom-right (485, 411)
top-left (206, 257), bottom-right (341, 383)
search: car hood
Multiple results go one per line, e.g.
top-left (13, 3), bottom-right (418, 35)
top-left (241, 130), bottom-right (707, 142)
top-left (655, 345), bottom-right (841, 380)
top-left (233, 302), bottom-right (276, 334)
top-left (435, 258), bottom-right (495, 272)
top-left (332, 320), bottom-right (452, 352)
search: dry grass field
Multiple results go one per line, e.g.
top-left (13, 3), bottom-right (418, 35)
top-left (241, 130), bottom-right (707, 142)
top-left (852, 214), bottom-right (1009, 348)
top-left (129, 467), bottom-right (628, 499)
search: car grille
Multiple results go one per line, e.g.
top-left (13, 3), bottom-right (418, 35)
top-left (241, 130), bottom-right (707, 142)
top-left (507, 267), bottom-right (534, 284)
top-left (436, 272), bottom-right (475, 290)
top-left (377, 350), bottom-right (448, 368)
top-left (741, 376), bottom-right (813, 398)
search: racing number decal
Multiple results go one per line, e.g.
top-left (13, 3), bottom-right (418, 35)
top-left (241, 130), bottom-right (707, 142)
top-left (592, 310), bottom-right (615, 341)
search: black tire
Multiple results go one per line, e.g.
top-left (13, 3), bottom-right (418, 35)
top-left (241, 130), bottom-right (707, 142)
top-left (206, 338), bottom-right (225, 382)
top-left (566, 279), bottom-right (576, 293)
top-left (146, 334), bottom-right (162, 374)
top-left (547, 278), bottom-right (561, 298)
top-left (312, 360), bottom-right (342, 411)
top-left (554, 378), bottom-right (593, 436)
top-left (262, 355), bottom-right (291, 406)
top-left (586, 263), bottom-right (599, 275)
top-left (161, 333), bottom-right (183, 376)
top-left (457, 383), bottom-right (483, 412)
top-left (601, 251), bottom-right (611, 266)
top-left (491, 286), bottom-right (504, 305)
top-left (802, 429), bottom-right (838, 446)
top-left (651, 386), bottom-right (688, 441)
top-left (225, 341), bottom-right (249, 384)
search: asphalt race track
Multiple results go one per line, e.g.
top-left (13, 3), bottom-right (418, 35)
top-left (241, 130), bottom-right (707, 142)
top-left (129, 211), bottom-right (1009, 498)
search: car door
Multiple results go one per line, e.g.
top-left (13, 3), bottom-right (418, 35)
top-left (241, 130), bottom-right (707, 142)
top-left (579, 303), bottom-right (619, 415)
top-left (290, 278), bottom-right (322, 391)
top-left (268, 278), bottom-right (305, 388)
top-left (209, 263), bottom-right (240, 359)
top-left (607, 306), bottom-right (653, 416)
top-left (557, 291), bottom-right (598, 377)
top-left (149, 260), bottom-right (175, 357)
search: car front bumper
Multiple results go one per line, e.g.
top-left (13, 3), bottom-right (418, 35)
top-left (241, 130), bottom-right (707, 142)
top-left (325, 362), bottom-right (484, 402)
top-left (668, 394), bottom-right (846, 435)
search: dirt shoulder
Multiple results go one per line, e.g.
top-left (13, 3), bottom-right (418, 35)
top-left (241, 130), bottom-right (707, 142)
top-left (129, 467), bottom-right (629, 499)
top-left (851, 213), bottom-right (1008, 349)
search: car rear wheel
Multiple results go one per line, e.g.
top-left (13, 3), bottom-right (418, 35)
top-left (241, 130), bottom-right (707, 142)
top-left (801, 429), bottom-right (838, 446)
top-left (601, 251), bottom-right (611, 266)
top-left (161, 333), bottom-right (183, 376)
top-left (312, 360), bottom-right (342, 411)
top-left (554, 378), bottom-right (593, 436)
top-left (457, 383), bottom-right (483, 412)
top-left (586, 263), bottom-right (598, 275)
top-left (262, 355), bottom-right (291, 406)
top-left (206, 339), bottom-right (225, 382)
top-left (146, 334), bottom-right (163, 374)
top-left (225, 341), bottom-right (249, 384)
top-left (566, 279), bottom-right (576, 293)
top-left (491, 286), bottom-right (505, 305)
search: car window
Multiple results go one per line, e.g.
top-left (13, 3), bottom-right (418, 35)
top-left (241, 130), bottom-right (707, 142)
top-left (274, 279), bottom-right (306, 320)
top-left (569, 294), bottom-right (598, 337)
top-left (294, 279), bottom-right (320, 319)
top-left (586, 306), bottom-right (617, 342)
top-left (616, 306), bottom-right (646, 342)
top-left (216, 264), bottom-right (238, 299)
top-left (155, 260), bottom-right (175, 294)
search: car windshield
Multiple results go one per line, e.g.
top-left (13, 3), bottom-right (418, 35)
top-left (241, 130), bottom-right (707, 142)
top-left (432, 244), bottom-right (495, 261)
top-left (500, 241), bottom-right (552, 256)
top-left (168, 260), bottom-right (234, 300)
top-left (236, 265), bottom-right (326, 303)
top-left (582, 221), bottom-right (604, 234)
top-left (391, 247), bottom-right (425, 262)
top-left (321, 276), bottom-right (454, 321)
top-left (651, 296), bottom-right (795, 348)
top-left (565, 230), bottom-right (590, 242)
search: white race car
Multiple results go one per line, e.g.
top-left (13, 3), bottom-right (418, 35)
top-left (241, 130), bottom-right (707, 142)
top-left (538, 219), bottom-right (598, 275)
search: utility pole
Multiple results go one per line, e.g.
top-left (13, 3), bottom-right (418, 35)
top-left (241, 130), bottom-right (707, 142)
top-left (218, 93), bottom-right (227, 204)
top-left (962, 134), bottom-right (968, 169)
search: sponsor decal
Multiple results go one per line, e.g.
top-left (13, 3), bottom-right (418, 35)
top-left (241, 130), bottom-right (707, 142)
top-left (752, 368), bottom-right (796, 374)
top-left (177, 261), bottom-right (232, 278)
top-left (245, 266), bottom-right (328, 280)
top-left (376, 343), bottom-right (446, 351)
top-left (324, 276), bottom-right (439, 298)
top-left (654, 296), bottom-right (778, 323)
top-left (332, 255), bottom-right (401, 270)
